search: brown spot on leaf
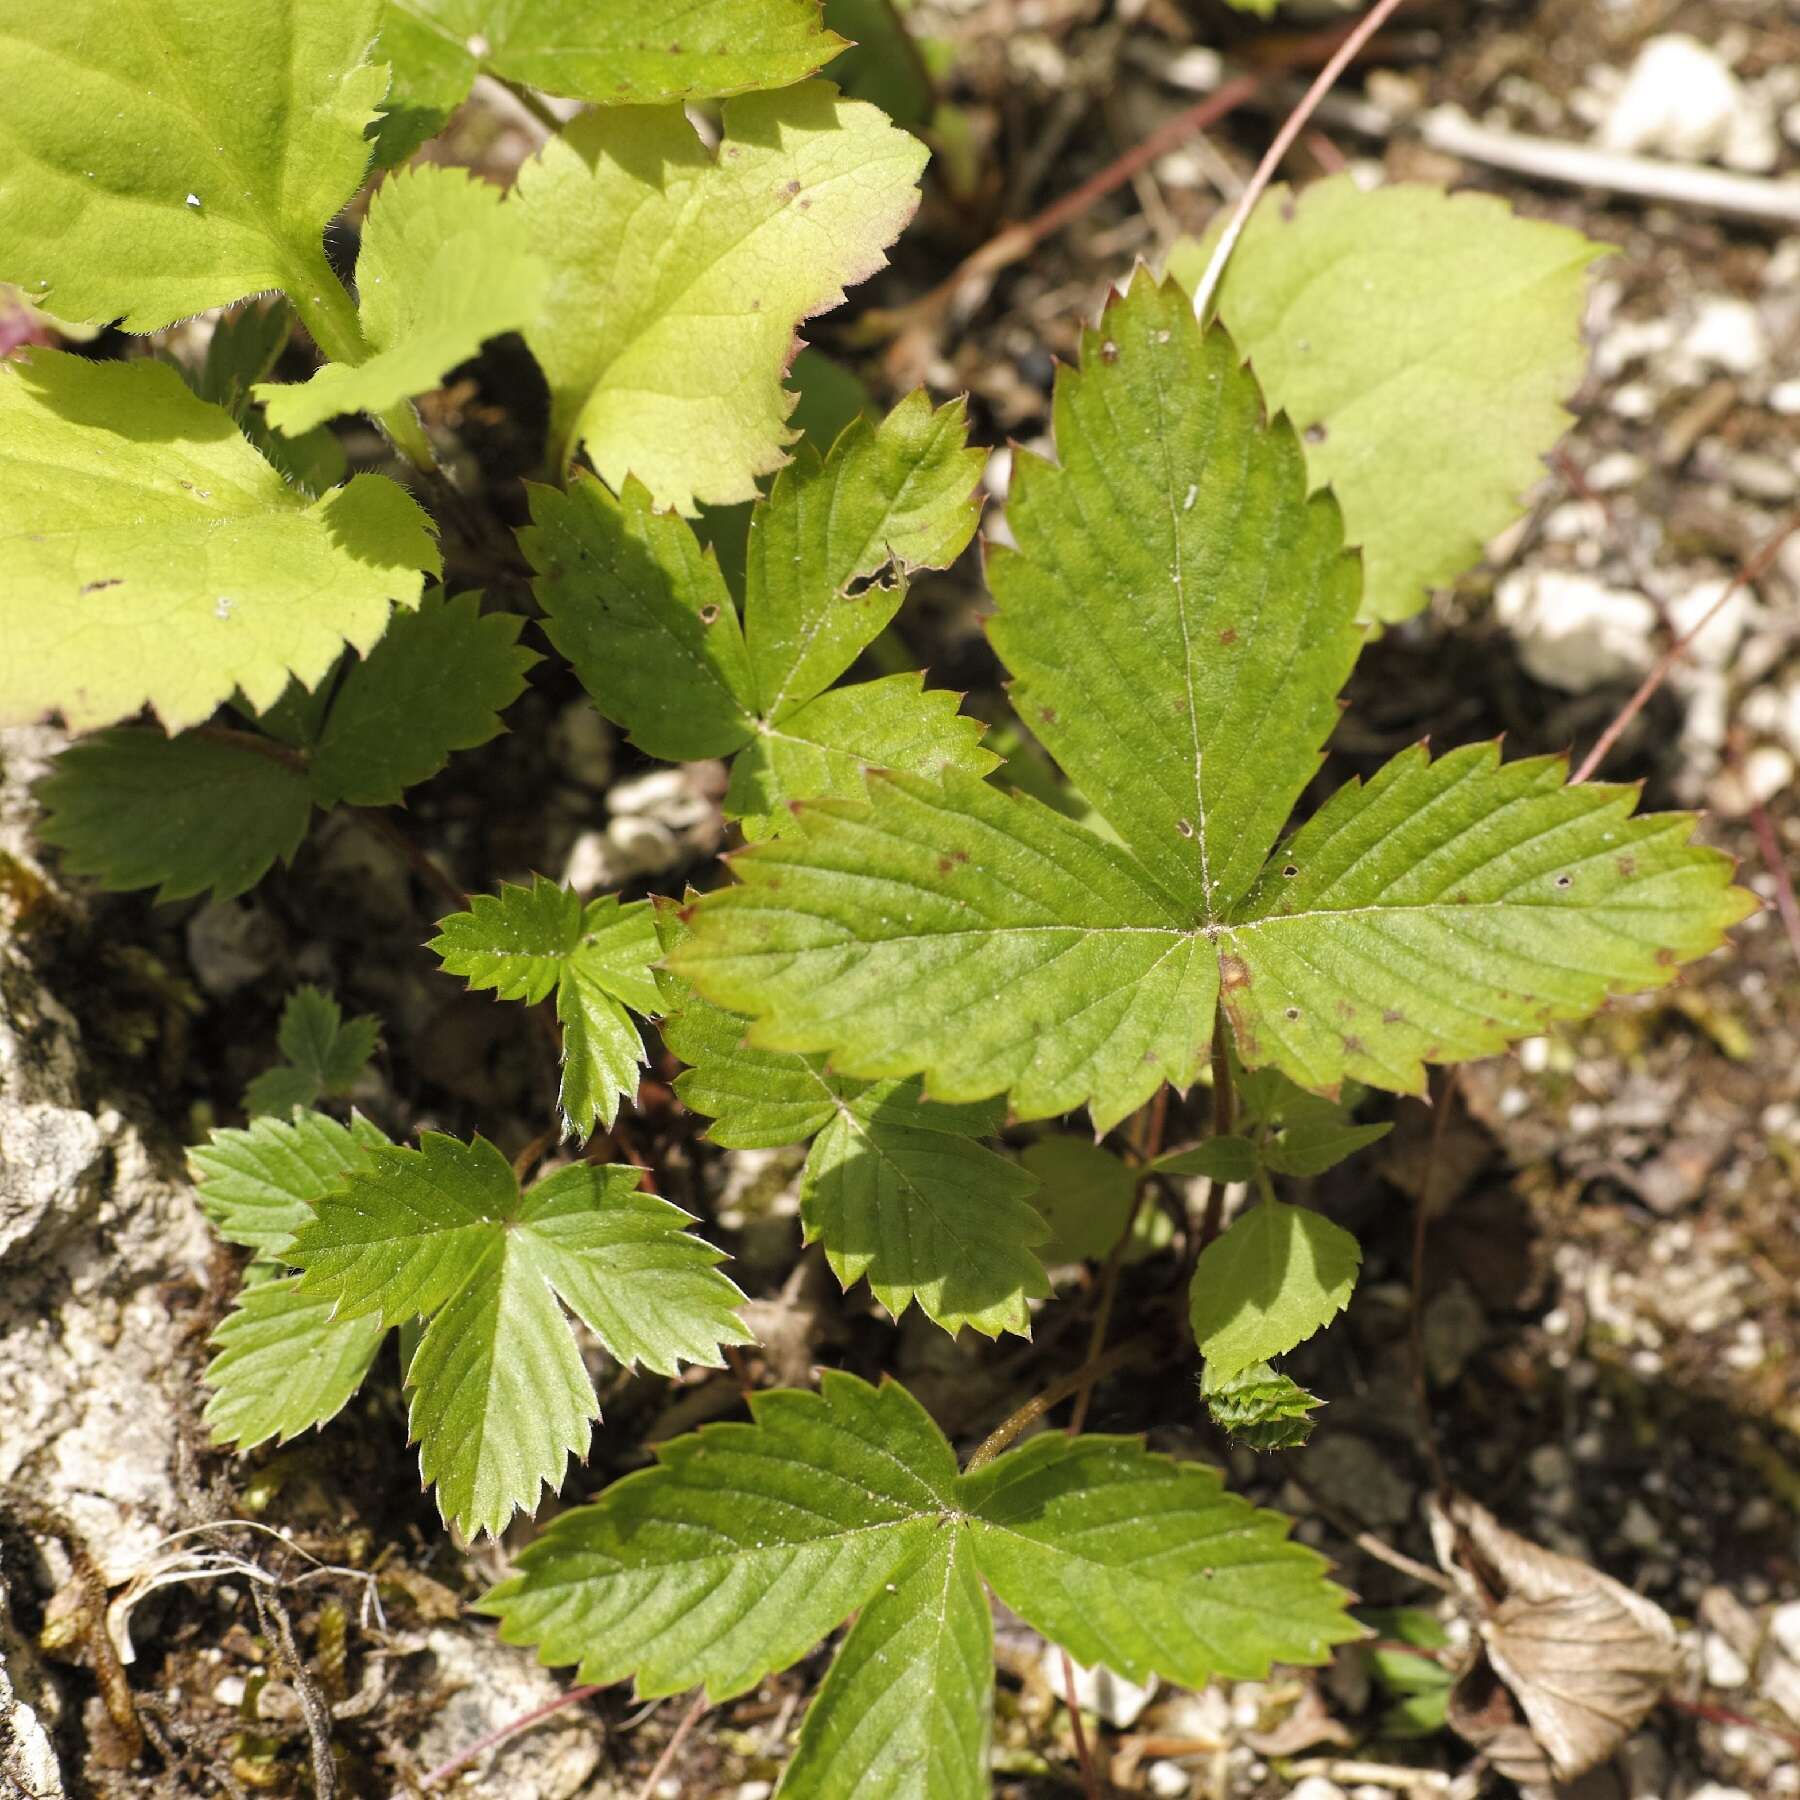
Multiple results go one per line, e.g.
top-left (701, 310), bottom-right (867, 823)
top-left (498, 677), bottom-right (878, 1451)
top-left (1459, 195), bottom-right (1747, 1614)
top-left (1343, 1035), bottom-right (1364, 1055)
top-left (1218, 627), bottom-right (1238, 646)
top-left (79, 578), bottom-right (121, 594)
top-left (1220, 954), bottom-right (1251, 991)
top-left (1336, 1000), bottom-right (1356, 1019)
top-left (1455, 891), bottom-right (1471, 904)
top-left (1655, 945), bottom-right (1677, 966)
top-left (1304, 422), bottom-right (1327, 445)
top-left (949, 848), bottom-right (969, 864)
top-left (1039, 705), bottom-right (1057, 725)
top-left (1382, 1007), bottom-right (1403, 1025)
top-left (936, 855), bottom-right (955, 873)
top-left (1617, 854), bottom-right (1637, 877)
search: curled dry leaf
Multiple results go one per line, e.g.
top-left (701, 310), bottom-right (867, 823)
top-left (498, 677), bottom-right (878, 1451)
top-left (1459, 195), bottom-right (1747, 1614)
top-left (1429, 1494), bottom-right (1679, 1788)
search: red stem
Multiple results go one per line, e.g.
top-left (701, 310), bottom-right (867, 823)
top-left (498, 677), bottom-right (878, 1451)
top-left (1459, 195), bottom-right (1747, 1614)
top-left (419, 1684), bottom-right (603, 1789)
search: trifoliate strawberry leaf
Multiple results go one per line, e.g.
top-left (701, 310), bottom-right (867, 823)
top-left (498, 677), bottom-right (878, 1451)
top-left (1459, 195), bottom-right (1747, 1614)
top-left (429, 881), bottom-right (661, 1139)
top-left (1169, 179), bottom-right (1609, 623)
top-left (961, 1430), bottom-right (1359, 1683)
top-left (677, 272), bottom-right (1753, 1118)
top-left (484, 1373), bottom-right (958, 1698)
top-left (515, 86), bottom-right (926, 511)
top-left (778, 1526), bottom-right (992, 1800)
top-left (189, 1109), bottom-right (392, 1258)
top-left (291, 1134), bottom-right (748, 1535)
top-left (1188, 1200), bottom-right (1360, 1383)
top-left (1022, 1136), bottom-right (1173, 1267)
top-left (485, 1372), bottom-right (1355, 1740)
top-left (259, 166), bottom-right (544, 437)
top-left (1200, 1361), bottom-right (1322, 1453)
top-left (663, 973), bottom-right (1047, 1337)
top-left (305, 590), bottom-right (539, 807)
top-left (528, 392), bottom-right (992, 826)
top-left (204, 1263), bottom-right (387, 1451)
top-left (0, 353), bottom-right (439, 732)
top-left (0, 0), bottom-right (387, 332)
top-left (380, 0), bottom-right (846, 144)
top-left (244, 987), bottom-right (380, 1118)
top-left (1217, 742), bottom-right (1755, 1096)
top-left (35, 730), bottom-right (312, 904)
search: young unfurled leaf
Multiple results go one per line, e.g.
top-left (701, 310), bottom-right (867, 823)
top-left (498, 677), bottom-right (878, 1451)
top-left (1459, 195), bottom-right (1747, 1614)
top-left (204, 1263), bottom-right (387, 1450)
top-left (1200, 1360), bottom-right (1322, 1452)
top-left (0, 0), bottom-right (387, 331)
top-left (663, 969), bottom-right (1048, 1337)
top-left (1231, 1060), bottom-right (1392, 1178)
top-left (0, 354), bottom-right (439, 732)
top-left (778, 1527), bottom-right (992, 1800)
top-left (259, 166), bottom-right (544, 436)
top-left (528, 391), bottom-right (993, 832)
top-left (290, 1133), bottom-right (749, 1535)
top-left (244, 987), bottom-right (380, 1118)
top-left (1170, 179), bottom-right (1609, 622)
top-left (485, 1372), bottom-right (1356, 1792)
top-left (1022, 1136), bottom-right (1172, 1267)
top-left (1189, 1200), bottom-right (1360, 1383)
top-left (674, 274), bottom-right (1753, 1123)
top-left (514, 86), bottom-right (927, 510)
top-left (33, 592), bottom-right (533, 900)
top-left (379, 0), bottom-right (846, 142)
top-left (429, 880), bottom-right (661, 1139)
top-left (190, 1108), bottom-right (393, 1259)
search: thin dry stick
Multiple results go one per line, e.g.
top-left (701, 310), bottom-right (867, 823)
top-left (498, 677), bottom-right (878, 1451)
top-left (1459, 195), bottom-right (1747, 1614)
top-left (965, 1336), bottom-right (1155, 1470)
top-left (1748, 795), bottom-right (1800, 967)
top-left (633, 1689), bottom-right (709, 1800)
top-left (1060, 1647), bottom-right (1102, 1800)
top-left (1188, 0), bottom-right (1413, 319)
top-left (1407, 1067), bottom-right (1457, 1500)
top-left (1570, 513), bottom-right (1800, 784)
top-left (418, 1685), bottom-right (603, 1790)
top-left (873, 76), bottom-right (1260, 335)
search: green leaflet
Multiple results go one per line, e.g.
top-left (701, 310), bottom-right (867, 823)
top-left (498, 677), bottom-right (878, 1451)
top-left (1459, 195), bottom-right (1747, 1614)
top-left (484, 1372), bottom-right (1355, 1790)
top-left (527, 391), bottom-right (993, 834)
top-left (244, 987), bottom-right (380, 1118)
top-left (259, 165), bottom-right (544, 436)
top-left (204, 1265), bottom-right (387, 1451)
top-left (0, 0), bottom-right (385, 332)
top-left (821, 0), bottom-right (936, 129)
top-left (514, 86), bottom-right (927, 511)
top-left (429, 879), bottom-right (662, 1139)
top-left (0, 354), bottom-right (439, 733)
top-left (662, 969), bottom-right (1048, 1338)
top-left (676, 273), bottom-right (1753, 1121)
top-left (34, 592), bottom-right (534, 898)
top-left (35, 731), bottom-right (312, 906)
top-left (1189, 1200), bottom-right (1360, 1382)
top-left (190, 1109), bottom-right (392, 1259)
top-left (193, 1109), bottom-right (394, 1451)
top-left (1169, 178), bottom-right (1609, 623)
top-left (778, 1528), bottom-right (991, 1800)
top-left (1218, 742), bottom-right (1757, 1095)
top-left (1021, 1136), bottom-right (1173, 1267)
top-left (379, 0), bottom-right (846, 148)
top-left (290, 1134), bottom-right (749, 1535)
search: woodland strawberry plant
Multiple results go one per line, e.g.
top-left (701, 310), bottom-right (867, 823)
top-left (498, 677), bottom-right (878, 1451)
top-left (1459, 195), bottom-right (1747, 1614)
top-left (0, 0), bottom-right (1757, 1793)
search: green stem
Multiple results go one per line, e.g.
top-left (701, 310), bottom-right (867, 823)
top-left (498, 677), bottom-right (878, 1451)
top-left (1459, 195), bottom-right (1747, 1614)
top-left (281, 244), bottom-right (438, 473)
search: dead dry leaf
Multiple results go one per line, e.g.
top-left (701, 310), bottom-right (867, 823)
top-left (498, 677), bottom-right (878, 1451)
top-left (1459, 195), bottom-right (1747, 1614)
top-left (1429, 1493), bottom-right (1679, 1784)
